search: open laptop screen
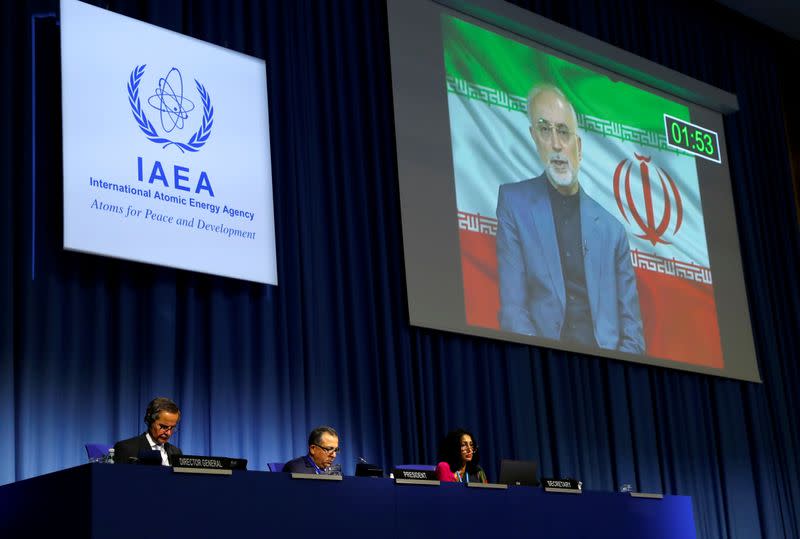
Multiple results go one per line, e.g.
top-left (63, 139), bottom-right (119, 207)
top-left (498, 459), bottom-right (539, 486)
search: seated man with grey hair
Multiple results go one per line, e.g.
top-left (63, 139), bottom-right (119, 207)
top-left (282, 426), bottom-right (341, 474)
top-left (113, 396), bottom-right (183, 465)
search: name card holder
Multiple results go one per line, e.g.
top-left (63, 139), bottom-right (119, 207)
top-left (466, 482), bottom-right (508, 490)
top-left (542, 478), bottom-right (582, 495)
top-left (394, 478), bottom-right (441, 486)
top-left (173, 467), bottom-right (232, 476)
top-left (392, 468), bottom-right (438, 483)
top-left (169, 455), bottom-right (246, 475)
top-left (290, 473), bottom-right (343, 481)
top-left (630, 492), bottom-right (664, 499)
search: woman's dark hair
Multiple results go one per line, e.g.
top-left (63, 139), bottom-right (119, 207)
top-left (438, 428), bottom-right (481, 474)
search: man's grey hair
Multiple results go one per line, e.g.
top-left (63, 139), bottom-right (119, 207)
top-left (144, 396), bottom-right (181, 426)
top-left (527, 84), bottom-right (578, 128)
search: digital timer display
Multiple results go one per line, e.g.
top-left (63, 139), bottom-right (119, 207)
top-left (664, 114), bottom-right (722, 163)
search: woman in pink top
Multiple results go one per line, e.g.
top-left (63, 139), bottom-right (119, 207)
top-left (435, 428), bottom-right (488, 484)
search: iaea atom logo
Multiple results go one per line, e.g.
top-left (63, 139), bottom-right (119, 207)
top-left (127, 65), bottom-right (214, 152)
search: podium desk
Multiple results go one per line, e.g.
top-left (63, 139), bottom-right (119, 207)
top-left (0, 464), bottom-right (696, 538)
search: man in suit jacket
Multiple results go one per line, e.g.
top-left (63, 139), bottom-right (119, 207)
top-left (496, 85), bottom-right (644, 354)
top-left (283, 426), bottom-right (340, 474)
top-left (114, 397), bottom-right (183, 465)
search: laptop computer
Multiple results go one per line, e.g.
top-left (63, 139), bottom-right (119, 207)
top-left (498, 459), bottom-right (539, 486)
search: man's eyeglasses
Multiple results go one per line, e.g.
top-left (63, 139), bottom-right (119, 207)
top-left (535, 119), bottom-right (574, 144)
top-left (460, 442), bottom-right (478, 451)
top-left (156, 423), bottom-right (178, 433)
top-left (313, 444), bottom-right (341, 455)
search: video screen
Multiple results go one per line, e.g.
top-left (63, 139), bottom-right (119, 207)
top-left (388, 1), bottom-right (760, 382)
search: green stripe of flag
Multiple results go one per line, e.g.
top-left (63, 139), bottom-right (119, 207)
top-left (442, 15), bottom-right (690, 133)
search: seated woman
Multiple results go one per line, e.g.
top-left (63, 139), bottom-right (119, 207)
top-left (435, 428), bottom-right (488, 484)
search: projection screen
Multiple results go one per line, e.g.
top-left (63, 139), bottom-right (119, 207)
top-left (388, 0), bottom-right (760, 382)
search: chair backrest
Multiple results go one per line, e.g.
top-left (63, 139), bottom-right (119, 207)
top-left (394, 464), bottom-right (436, 472)
top-left (85, 443), bottom-right (113, 461)
top-left (266, 461), bottom-right (285, 472)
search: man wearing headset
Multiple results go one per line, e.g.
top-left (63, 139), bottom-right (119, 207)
top-left (113, 397), bottom-right (183, 465)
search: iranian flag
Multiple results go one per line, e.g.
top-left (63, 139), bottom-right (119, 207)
top-left (444, 16), bottom-right (722, 368)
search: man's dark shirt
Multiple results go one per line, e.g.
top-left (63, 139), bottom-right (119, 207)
top-left (547, 181), bottom-right (596, 347)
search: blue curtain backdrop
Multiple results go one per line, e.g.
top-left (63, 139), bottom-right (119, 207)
top-left (1, 1), bottom-right (799, 538)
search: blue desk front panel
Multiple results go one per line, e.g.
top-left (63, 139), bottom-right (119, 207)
top-left (394, 482), bottom-right (695, 538)
top-left (0, 464), bottom-right (696, 539)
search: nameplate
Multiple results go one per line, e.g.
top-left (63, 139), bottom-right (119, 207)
top-left (466, 482), bottom-right (508, 490)
top-left (630, 492), bottom-right (664, 499)
top-left (542, 478), bottom-right (582, 494)
top-left (394, 478), bottom-right (440, 486)
top-left (392, 468), bottom-right (437, 481)
top-left (290, 472), bottom-right (343, 481)
top-left (173, 467), bottom-right (232, 476)
top-left (169, 454), bottom-right (247, 471)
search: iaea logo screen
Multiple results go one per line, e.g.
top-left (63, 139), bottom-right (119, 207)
top-left (60, 0), bottom-right (277, 285)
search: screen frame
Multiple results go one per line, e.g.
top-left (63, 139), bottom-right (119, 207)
top-left (387, 0), bottom-right (761, 382)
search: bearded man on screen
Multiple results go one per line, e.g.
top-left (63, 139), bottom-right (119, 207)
top-left (495, 84), bottom-right (644, 353)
